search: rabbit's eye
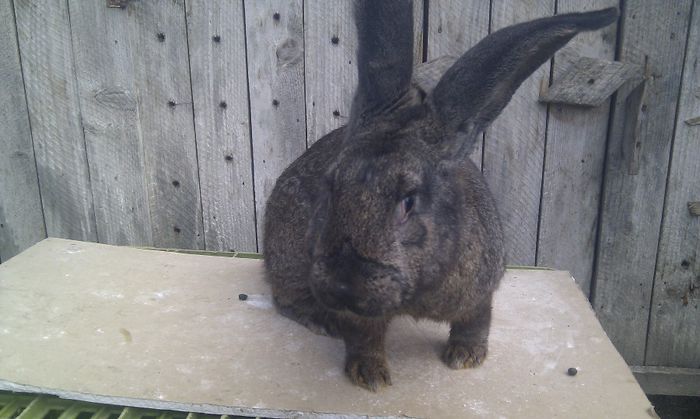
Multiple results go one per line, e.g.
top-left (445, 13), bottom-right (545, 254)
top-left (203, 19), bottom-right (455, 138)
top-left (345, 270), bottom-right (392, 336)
top-left (403, 195), bottom-right (415, 213)
top-left (397, 194), bottom-right (416, 224)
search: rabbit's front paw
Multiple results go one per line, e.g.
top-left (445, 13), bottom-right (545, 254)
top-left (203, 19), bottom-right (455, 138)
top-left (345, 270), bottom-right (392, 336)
top-left (345, 354), bottom-right (392, 391)
top-left (442, 340), bottom-right (487, 369)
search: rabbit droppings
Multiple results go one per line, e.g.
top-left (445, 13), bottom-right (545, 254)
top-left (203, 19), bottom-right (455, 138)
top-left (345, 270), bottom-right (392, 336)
top-left (263, 0), bottom-right (618, 391)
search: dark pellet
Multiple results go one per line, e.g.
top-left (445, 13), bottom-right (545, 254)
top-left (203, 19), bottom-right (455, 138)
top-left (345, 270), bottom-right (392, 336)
top-left (567, 367), bottom-right (578, 376)
top-left (333, 110), bottom-right (340, 117)
top-left (238, 293), bottom-right (248, 301)
top-left (219, 101), bottom-right (227, 109)
top-left (157, 32), bottom-right (165, 42)
top-left (212, 35), bottom-right (221, 43)
top-left (272, 99), bottom-right (279, 107)
top-left (331, 35), bottom-right (339, 45)
top-left (168, 100), bottom-right (176, 107)
top-left (273, 12), bottom-right (280, 21)
top-left (172, 180), bottom-right (180, 187)
top-left (225, 155), bottom-right (234, 161)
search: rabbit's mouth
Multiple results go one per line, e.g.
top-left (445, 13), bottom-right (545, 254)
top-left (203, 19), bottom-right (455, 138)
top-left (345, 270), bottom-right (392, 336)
top-left (310, 262), bottom-right (408, 317)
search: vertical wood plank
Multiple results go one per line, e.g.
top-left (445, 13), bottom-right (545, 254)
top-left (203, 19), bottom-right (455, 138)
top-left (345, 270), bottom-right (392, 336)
top-left (0, 0), bottom-right (46, 260)
top-left (304, 0), bottom-right (424, 146)
top-left (483, 0), bottom-right (554, 266)
top-left (536, 0), bottom-right (618, 296)
top-left (245, 0), bottom-right (306, 249)
top-left (593, 0), bottom-right (692, 365)
top-left (14, 0), bottom-right (97, 242)
top-left (646, 4), bottom-right (700, 368)
top-left (426, 0), bottom-right (489, 167)
top-left (67, 1), bottom-right (152, 246)
top-left (186, 0), bottom-right (257, 252)
top-left (125, 0), bottom-right (204, 249)
top-left (303, 0), bottom-right (356, 146)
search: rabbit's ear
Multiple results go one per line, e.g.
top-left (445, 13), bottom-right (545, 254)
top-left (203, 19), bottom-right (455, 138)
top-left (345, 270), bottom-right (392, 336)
top-left (431, 8), bottom-right (618, 158)
top-left (349, 0), bottom-right (414, 132)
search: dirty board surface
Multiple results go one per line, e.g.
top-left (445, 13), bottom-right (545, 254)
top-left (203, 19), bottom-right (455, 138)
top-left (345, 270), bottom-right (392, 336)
top-left (0, 239), bottom-right (652, 418)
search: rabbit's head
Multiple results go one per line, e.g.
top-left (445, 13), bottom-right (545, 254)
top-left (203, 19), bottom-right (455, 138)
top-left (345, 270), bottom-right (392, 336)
top-left (307, 0), bottom-right (617, 317)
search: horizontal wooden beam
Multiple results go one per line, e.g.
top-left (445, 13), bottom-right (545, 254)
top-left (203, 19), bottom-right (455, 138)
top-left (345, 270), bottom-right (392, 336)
top-left (539, 57), bottom-right (643, 107)
top-left (631, 366), bottom-right (700, 396)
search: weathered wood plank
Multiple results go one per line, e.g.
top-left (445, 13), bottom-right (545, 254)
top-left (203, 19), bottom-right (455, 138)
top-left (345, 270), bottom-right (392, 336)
top-left (536, 0), bottom-right (618, 297)
top-left (245, 0), bottom-right (306, 249)
top-left (185, 0), bottom-right (257, 252)
top-left (67, 0), bottom-right (152, 247)
top-left (123, 0), bottom-right (204, 249)
top-left (0, 0), bottom-right (46, 261)
top-left (483, 0), bottom-right (554, 266)
top-left (538, 57), bottom-right (641, 107)
top-left (303, 0), bottom-right (424, 146)
top-left (426, 0), bottom-right (489, 167)
top-left (688, 202), bottom-right (700, 216)
top-left (303, 0), bottom-right (356, 146)
top-left (645, 4), bottom-right (700, 369)
top-left (631, 366), bottom-right (700, 397)
top-left (13, 0), bottom-right (96, 242)
top-left (593, 0), bottom-right (693, 365)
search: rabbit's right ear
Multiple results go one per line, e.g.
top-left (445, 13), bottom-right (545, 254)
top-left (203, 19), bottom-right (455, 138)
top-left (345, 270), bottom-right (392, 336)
top-left (431, 8), bottom-right (618, 159)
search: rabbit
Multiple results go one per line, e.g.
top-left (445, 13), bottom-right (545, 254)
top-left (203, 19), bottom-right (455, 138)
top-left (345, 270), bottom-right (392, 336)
top-left (263, 0), bottom-right (618, 391)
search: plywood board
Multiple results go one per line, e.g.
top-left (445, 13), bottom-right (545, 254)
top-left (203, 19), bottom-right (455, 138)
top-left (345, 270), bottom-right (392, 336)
top-left (0, 239), bottom-right (653, 418)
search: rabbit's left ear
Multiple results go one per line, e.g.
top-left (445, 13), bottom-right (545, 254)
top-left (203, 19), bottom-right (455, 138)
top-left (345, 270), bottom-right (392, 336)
top-left (431, 8), bottom-right (618, 159)
top-left (349, 0), bottom-right (414, 132)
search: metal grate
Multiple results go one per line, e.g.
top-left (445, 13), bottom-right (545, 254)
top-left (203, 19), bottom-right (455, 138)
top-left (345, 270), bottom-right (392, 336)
top-left (0, 392), bottom-right (251, 419)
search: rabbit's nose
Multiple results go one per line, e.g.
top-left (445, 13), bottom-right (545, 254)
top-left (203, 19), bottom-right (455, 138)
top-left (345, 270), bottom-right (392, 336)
top-left (329, 282), bottom-right (353, 306)
top-left (333, 282), bottom-right (351, 297)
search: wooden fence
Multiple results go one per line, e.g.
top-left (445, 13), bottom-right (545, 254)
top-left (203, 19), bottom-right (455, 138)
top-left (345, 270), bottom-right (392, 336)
top-left (1, 0), bottom-right (698, 388)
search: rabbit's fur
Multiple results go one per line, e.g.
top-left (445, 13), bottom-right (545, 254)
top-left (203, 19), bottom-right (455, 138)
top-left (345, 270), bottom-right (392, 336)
top-left (263, 0), bottom-right (618, 391)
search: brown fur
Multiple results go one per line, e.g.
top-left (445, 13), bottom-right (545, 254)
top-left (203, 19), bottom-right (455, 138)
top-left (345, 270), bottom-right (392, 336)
top-left (262, 1), bottom-right (617, 391)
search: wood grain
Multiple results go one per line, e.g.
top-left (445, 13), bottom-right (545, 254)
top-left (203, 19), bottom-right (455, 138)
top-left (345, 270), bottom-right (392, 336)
top-left (304, 0), bottom-right (424, 146)
top-left (67, 0), bottom-right (152, 247)
top-left (645, 4), bottom-right (700, 368)
top-left (13, 0), bottom-right (97, 242)
top-left (537, 0), bottom-right (618, 297)
top-left (538, 57), bottom-right (641, 107)
top-left (426, 0), bottom-right (489, 167)
top-left (593, 0), bottom-right (693, 365)
top-left (303, 0), bottom-right (356, 146)
top-left (245, 0), bottom-right (307, 250)
top-left (186, 0), bottom-right (257, 252)
top-left (0, 0), bottom-right (45, 261)
top-left (483, 0), bottom-right (554, 266)
top-left (123, 0), bottom-right (204, 249)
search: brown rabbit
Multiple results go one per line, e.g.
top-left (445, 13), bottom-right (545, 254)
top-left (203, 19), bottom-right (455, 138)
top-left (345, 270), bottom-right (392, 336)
top-left (263, 0), bottom-right (617, 391)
